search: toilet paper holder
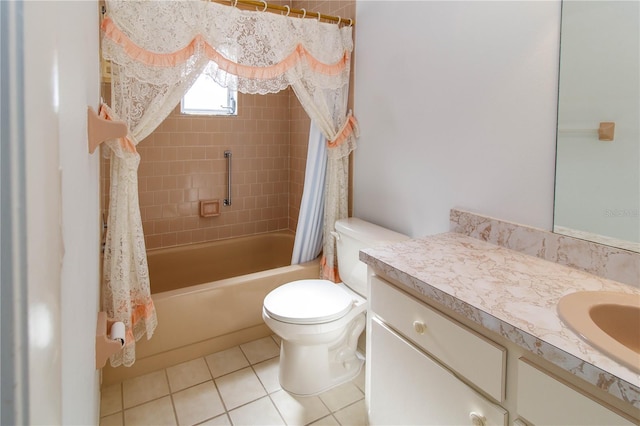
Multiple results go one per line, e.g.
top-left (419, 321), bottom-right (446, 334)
top-left (95, 311), bottom-right (125, 369)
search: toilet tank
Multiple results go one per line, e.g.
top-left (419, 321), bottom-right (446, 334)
top-left (334, 218), bottom-right (409, 297)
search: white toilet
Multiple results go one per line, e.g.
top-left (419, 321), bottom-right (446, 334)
top-left (262, 217), bottom-right (408, 396)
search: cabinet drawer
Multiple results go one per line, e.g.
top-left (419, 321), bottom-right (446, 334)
top-left (370, 275), bottom-right (506, 401)
top-left (517, 359), bottom-right (635, 426)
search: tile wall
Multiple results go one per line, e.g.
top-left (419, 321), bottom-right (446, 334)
top-left (101, 0), bottom-right (357, 251)
top-left (102, 90), bottom-right (292, 250)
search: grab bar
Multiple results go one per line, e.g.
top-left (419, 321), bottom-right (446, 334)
top-left (224, 150), bottom-right (232, 206)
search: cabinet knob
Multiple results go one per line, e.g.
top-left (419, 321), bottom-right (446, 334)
top-left (469, 412), bottom-right (486, 426)
top-left (413, 320), bottom-right (427, 334)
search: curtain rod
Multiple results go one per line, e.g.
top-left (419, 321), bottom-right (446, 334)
top-left (209, 0), bottom-right (355, 26)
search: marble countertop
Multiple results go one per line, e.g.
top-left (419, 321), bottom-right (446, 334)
top-left (360, 232), bottom-right (640, 409)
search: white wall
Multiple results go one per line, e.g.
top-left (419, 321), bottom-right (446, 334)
top-left (353, 1), bottom-right (561, 237)
top-left (23, 1), bottom-right (101, 424)
top-left (554, 1), bottom-right (640, 243)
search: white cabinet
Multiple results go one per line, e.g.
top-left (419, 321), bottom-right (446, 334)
top-left (369, 276), bottom-right (506, 402)
top-left (369, 318), bottom-right (507, 425)
top-left (368, 276), bottom-right (507, 426)
top-left (367, 274), bottom-right (638, 426)
top-left (517, 359), bottom-right (635, 426)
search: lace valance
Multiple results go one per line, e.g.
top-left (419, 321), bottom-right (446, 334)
top-left (102, 0), bottom-right (353, 95)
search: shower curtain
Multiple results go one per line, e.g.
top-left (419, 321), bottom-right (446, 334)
top-left (101, 0), bottom-right (358, 366)
top-left (291, 121), bottom-right (326, 264)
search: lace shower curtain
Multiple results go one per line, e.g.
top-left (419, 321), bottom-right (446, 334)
top-left (101, 0), bottom-right (358, 365)
top-left (100, 103), bottom-right (158, 368)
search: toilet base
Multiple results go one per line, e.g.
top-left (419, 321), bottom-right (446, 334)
top-left (277, 314), bottom-right (366, 396)
top-left (279, 344), bottom-right (365, 397)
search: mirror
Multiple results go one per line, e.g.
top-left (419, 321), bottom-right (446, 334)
top-left (554, 0), bottom-right (640, 252)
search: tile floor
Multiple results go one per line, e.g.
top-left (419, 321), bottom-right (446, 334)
top-left (100, 335), bottom-right (367, 426)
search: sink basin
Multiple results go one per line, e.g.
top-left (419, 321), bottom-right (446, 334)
top-left (558, 291), bottom-right (640, 373)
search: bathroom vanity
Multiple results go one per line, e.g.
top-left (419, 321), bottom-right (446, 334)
top-left (361, 231), bottom-right (640, 426)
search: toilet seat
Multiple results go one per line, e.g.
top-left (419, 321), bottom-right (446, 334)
top-left (263, 279), bottom-right (355, 325)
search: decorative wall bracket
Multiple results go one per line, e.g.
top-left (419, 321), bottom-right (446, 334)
top-left (558, 121), bottom-right (616, 142)
top-left (87, 106), bottom-right (128, 154)
top-left (597, 122), bottom-right (615, 142)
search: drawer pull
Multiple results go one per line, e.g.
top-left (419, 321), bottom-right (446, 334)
top-left (469, 412), bottom-right (486, 426)
top-left (413, 320), bottom-right (427, 334)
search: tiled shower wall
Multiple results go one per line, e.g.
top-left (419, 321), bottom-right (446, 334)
top-left (101, 91), bottom-right (291, 250)
top-left (101, 0), bottom-right (356, 251)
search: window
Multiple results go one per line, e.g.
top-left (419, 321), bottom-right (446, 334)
top-left (181, 71), bottom-right (237, 116)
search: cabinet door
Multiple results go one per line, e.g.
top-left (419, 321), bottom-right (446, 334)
top-left (517, 359), bottom-right (636, 426)
top-left (369, 318), bottom-right (507, 426)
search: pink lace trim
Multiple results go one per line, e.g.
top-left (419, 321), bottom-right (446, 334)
top-left (101, 17), bottom-right (350, 78)
top-left (328, 114), bottom-right (359, 149)
top-left (122, 299), bottom-right (156, 346)
top-left (321, 255), bottom-right (341, 283)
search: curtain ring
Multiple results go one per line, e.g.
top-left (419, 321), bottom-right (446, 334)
top-left (257, 0), bottom-right (267, 12)
top-left (336, 16), bottom-right (341, 26)
top-left (316, 11), bottom-right (321, 22)
top-left (300, 8), bottom-right (306, 19)
top-left (283, 5), bottom-right (290, 16)
top-left (348, 18), bottom-right (353, 27)
top-left (230, 0), bottom-right (237, 7)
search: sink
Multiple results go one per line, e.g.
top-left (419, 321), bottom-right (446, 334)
top-left (557, 291), bottom-right (640, 374)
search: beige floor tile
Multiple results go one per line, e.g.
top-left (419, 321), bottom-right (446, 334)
top-left (353, 366), bottom-right (366, 394)
top-left (100, 383), bottom-right (122, 417)
top-left (318, 382), bottom-right (364, 413)
top-left (103, 336), bottom-right (371, 426)
top-left (228, 396), bottom-right (285, 425)
top-left (240, 336), bottom-right (280, 364)
top-left (166, 357), bottom-right (211, 392)
top-left (332, 400), bottom-right (366, 426)
top-left (100, 412), bottom-right (123, 426)
top-left (123, 396), bottom-right (176, 426)
top-left (205, 346), bottom-right (250, 378)
top-left (215, 367), bottom-right (267, 410)
top-left (122, 370), bottom-right (170, 409)
top-left (270, 334), bottom-right (282, 346)
top-left (253, 357), bottom-right (282, 393)
top-left (270, 389), bottom-right (330, 426)
top-left (308, 415), bottom-right (340, 426)
top-left (198, 413), bottom-right (232, 425)
top-left (172, 381), bottom-right (225, 426)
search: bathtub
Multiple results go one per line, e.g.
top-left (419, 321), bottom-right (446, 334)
top-left (102, 231), bottom-right (320, 385)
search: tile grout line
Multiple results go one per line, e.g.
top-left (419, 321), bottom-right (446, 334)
top-left (164, 368), bottom-right (180, 426)
top-left (118, 381), bottom-right (124, 424)
top-left (203, 353), bottom-right (233, 422)
top-left (239, 338), bottom-right (286, 425)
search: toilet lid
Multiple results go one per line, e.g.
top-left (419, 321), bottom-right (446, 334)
top-left (263, 279), bottom-right (355, 324)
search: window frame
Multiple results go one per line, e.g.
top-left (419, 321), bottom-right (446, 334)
top-left (180, 72), bottom-right (238, 116)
